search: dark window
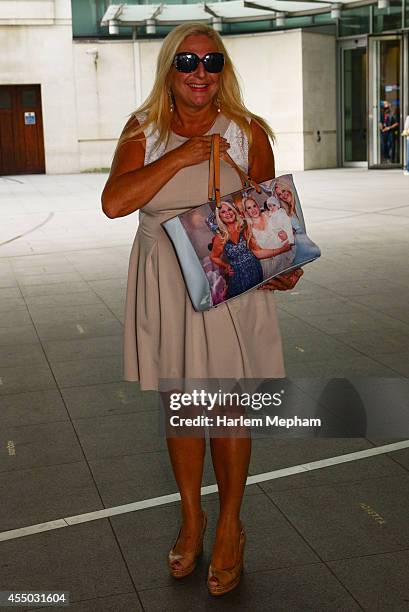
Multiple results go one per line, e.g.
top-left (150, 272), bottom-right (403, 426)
top-left (0, 90), bottom-right (12, 110)
top-left (22, 90), bottom-right (37, 108)
top-left (339, 6), bottom-right (370, 37)
top-left (374, 0), bottom-right (403, 32)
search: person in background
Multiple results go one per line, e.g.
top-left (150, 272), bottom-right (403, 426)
top-left (380, 101), bottom-right (399, 164)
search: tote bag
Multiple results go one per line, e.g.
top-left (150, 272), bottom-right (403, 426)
top-left (162, 134), bottom-right (321, 311)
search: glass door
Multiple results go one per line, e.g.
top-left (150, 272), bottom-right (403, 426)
top-left (340, 39), bottom-right (367, 166)
top-left (368, 35), bottom-right (402, 167)
top-left (403, 33), bottom-right (409, 172)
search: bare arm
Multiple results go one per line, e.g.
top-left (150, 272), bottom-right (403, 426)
top-left (101, 116), bottom-right (230, 219)
top-left (247, 229), bottom-right (290, 259)
top-left (102, 144), bottom-right (182, 219)
top-left (251, 243), bottom-right (292, 260)
top-left (209, 235), bottom-right (231, 272)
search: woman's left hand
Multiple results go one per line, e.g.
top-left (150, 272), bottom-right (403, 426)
top-left (257, 268), bottom-right (304, 291)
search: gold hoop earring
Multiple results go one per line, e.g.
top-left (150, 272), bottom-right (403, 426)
top-left (168, 89), bottom-right (174, 113)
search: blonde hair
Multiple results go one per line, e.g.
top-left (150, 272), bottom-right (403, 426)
top-left (215, 201), bottom-right (251, 246)
top-left (243, 197), bottom-right (260, 218)
top-left (273, 179), bottom-right (297, 217)
top-left (117, 23), bottom-right (275, 150)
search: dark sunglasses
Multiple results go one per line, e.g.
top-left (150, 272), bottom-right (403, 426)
top-left (173, 52), bottom-right (225, 74)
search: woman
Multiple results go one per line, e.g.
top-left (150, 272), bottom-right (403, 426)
top-left (272, 181), bottom-right (321, 267)
top-left (243, 197), bottom-right (294, 278)
top-left (101, 22), bottom-right (302, 596)
top-left (272, 177), bottom-right (298, 218)
top-left (210, 200), bottom-right (284, 298)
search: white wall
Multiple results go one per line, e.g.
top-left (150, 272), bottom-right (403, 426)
top-left (302, 32), bottom-right (337, 169)
top-left (138, 39), bottom-right (163, 103)
top-left (73, 40), bottom-right (137, 171)
top-left (0, 1), bottom-right (55, 25)
top-left (72, 38), bottom-right (165, 171)
top-left (224, 30), bottom-right (305, 171)
top-left (0, 0), bottom-right (78, 173)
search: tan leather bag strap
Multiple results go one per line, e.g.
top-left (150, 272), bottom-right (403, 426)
top-left (208, 135), bottom-right (214, 201)
top-left (208, 134), bottom-right (221, 207)
top-left (208, 134), bottom-right (262, 208)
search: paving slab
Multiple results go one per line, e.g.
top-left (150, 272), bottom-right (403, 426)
top-left (248, 438), bottom-right (372, 476)
top-left (72, 411), bottom-right (167, 459)
top-left (0, 364), bottom-right (56, 396)
top-left (285, 356), bottom-right (398, 377)
top-left (279, 296), bottom-right (371, 318)
top-left (42, 335), bottom-right (122, 364)
top-left (0, 286), bottom-right (22, 299)
top-left (319, 278), bottom-right (409, 297)
top-left (303, 310), bottom-right (408, 335)
top-left (0, 308), bottom-right (32, 328)
top-left (0, 296), bottom-right (27, 311)
top-left (373, 352), bottom-right (409, 377)
top-left (138, 563), bottom-right (362, 611)
top-left (0, 421), bottom-right (84, 473)
top-left (275, 312), bottom-right (319, 339)
top-left (0, 521), bottom-right (135, 605)
top-left (328, 549), bottom-right (409, 612)
top-left (19, 281), bottom-right (91, 298)
top-left (88, 448), bottom-right (231, 508)
top-left (60, 382), bottom-right (158, 419)
top-left (0, 343), bottom-right (48, 369)
top-left (24, 291), bottom-right (103, 308)
top-left (34, 319), bottom-right (123, 342)
top-left (0, 390), bottom-right (68, 427)
top-left (332, 329), bottom-right (409, 356)
top-left (266, 474), bottom-right (409, 560)
top-left (17, 272), bottom-right (85, 287)
top-left (258, 452), bottom-right (408, 493)
top-left (28, 303), bottom-right (118, 325)
top-left (344, 292), bottom-right (409, 312)
top-left (283, 331), bottom-right (367, 364)
top-left (388, 446), bottom-right (409, 470)
top-left (51, 355), bottom-right (123, 387)
top-left (0, 461), bottom-right (103, 532)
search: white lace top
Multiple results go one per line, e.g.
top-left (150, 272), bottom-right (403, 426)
top-left (134, 111), bottom-right (250, 173)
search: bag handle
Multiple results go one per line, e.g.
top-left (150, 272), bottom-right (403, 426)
top-left (208, 134), bottom-right (221, 206)
top-left (208, 134), bottom-right (262, 208)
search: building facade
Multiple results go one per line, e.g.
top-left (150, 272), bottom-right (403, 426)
top-left (0, 0), bottom-right (407, 174)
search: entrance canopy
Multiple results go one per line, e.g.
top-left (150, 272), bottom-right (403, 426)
top-left (101, 0), bottom-right (376, 29)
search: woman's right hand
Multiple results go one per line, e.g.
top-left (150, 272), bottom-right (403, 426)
top-left (173, 135), bottom-right (230, 168)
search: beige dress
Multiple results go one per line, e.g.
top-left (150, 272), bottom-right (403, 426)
top-left (123, 112), bottom-right (285, 391)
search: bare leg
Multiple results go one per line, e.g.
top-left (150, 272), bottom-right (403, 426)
top-left (209, 434), bottom-right (251, 570)
top-left (162, 392), bottom-right (206, 571)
